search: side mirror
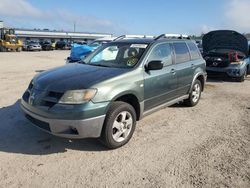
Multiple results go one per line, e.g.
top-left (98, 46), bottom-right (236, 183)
top-left (145, 61), bottom-right (163, 71)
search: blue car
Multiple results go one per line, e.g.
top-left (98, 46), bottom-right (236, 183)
top-left (66, 38), bottom-right (115, 63)
top-left (203, 30), bottom-right (250, 82)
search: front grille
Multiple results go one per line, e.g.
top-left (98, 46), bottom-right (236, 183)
top-left (48, 91), bottom-right (64, 99)
top-left (23, 81), bottom-right (33, 102)
top-left (22, 91), bottom-right (30, 102)
top-left (23, 81), bottom-right (64, 108)
top-left (205, 56), bottom-right (230, 68)
top-left (41, 91), bottom-right (64, 108)
top-left (206, 60), bottom-right (229, 67)
top-left (25, 114), bottom-right (51, 132)
top-left (28, 81), bottom-right (33, 90)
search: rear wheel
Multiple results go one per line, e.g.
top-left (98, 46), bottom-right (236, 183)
top-left (100, 101), bottom-right (136, 149)
top-left (184, 79), bottom-right (202, 107)
top-left (0, 46), bottom-right (7, 52)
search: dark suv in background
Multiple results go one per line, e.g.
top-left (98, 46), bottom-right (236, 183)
top-left (21, 34), bottom-right (207, 149)
top-left (55, 41), bottom-right (71, 50)
top-left (40, 41), bottom-right (54, 51)
top-left (203, 30), bottom-right (250, 82)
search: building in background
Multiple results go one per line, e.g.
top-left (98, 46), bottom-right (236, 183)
top-left (0, 21), bottom-right (112, 43)
top-left (15, 28), bottom-right (112, 43)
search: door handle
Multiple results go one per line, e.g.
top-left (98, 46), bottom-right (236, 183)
top-left (170, 68), bottom-right (176, 74)
top-left (191, 64), bottom-right (195, 69)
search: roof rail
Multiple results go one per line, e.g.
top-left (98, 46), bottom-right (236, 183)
top-left (114, 34), bottom-right (154, 41)
top-left (154, 33), bottom-right (190, 40)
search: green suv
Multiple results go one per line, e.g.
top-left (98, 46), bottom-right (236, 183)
top-left (21, 34), bottom-right (207, 149)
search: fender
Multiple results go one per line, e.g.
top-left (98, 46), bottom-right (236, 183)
top-left (111, 90), bottom-right (142, 102)
top-left (108, 90), bottom-right (143, 120)
top-left (189, 71), bottom-right (207, 93)
top-left (247, 58), bottom-right (250, 74)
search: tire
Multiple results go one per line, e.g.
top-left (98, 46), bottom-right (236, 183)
top-left (184, 79), bottom-right (202, 107)
top-left (16, 47), bottom-right (22, 52)
top-left (0, 46), bottom-right (7, 52)
top-left (100, 101), bottom-right (136, 149)
top-left (235, 69), bottom-right (247, 82)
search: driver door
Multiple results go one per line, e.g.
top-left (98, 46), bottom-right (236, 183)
top-left (143, 42), bottom-right (178, 111)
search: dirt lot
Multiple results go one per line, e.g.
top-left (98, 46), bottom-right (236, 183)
top-left (0, 51), bottom-right (249, 188)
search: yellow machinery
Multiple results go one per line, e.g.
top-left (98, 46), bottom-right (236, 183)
top-left (0, 28), bottom-right (23, 52)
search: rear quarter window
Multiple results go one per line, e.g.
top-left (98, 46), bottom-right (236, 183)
top-left (173, 42), bottom-right (191, 63)
top-left (187, 42), bottom-right (201, 60)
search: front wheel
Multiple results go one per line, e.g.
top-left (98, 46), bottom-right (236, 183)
top-left (100, 101), bottom-right (136, 149)
top-left (236, 69), bottom-right (247, 82)
top-left (184, 79), bottom-right (202, 107)
top-left (0, 46), bottom-right (7, 52)
top-left (16, 47), bottom-right (22, 52)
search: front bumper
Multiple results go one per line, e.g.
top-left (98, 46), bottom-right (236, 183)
top-left (20, 101), bottom-right (106, 139)
top-left (29, 46), bottom-right (42, 51)
top-left (206, 65), bottom-right (246, 78)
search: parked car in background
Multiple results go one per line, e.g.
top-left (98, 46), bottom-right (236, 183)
top-left (51, 41), bottom-right (56, 50)
top-left (55, 41), bottom-right (71, 50)
top-left (66, 37), bottom-right (116, 63)
top-left (21, 34), bottom-right (206, 149)
top-left (195, 40), bottom-right (203, 54)
top-left (22, 41), bottom-right (29, 51)
top-left (26, 41), bottom-right (42, 51)
top-left (40, 41), bottom-right (53, 51)
top-left (74, 41), bottom-right (88, 45)
top-left (203, 30), bottom-right (250, 82)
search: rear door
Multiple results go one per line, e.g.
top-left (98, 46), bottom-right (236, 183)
top-left (172, 42), bottom-right (193, 96)
top-left (143, 42), bottom-right (177, 111)
top-left (186, 41), bottom-right (203, 74)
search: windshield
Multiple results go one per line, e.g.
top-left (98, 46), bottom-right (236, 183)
top-left (7, 36), bottom-right (18, 43)
top-left (84, 43), bottom-right (148, 68)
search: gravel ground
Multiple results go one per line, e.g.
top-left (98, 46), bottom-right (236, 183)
top-left (0, 51), bottom-right (249, 188)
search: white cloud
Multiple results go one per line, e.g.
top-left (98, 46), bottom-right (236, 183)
top-left (0, 0), bottom-right (42, 18)
top-left (224, 0), bottom-right (250, 31)
top-left (197, 0), bottom-right (250, 35)
top-left (0, 0), bottom-right (126, 34)
top-left (200, 25), bottom-right (217, 34)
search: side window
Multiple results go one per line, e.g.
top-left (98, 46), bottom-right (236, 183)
top-left (187, 42), bottom-right (200, 60)
top-left (173, 42), bottom-right (191, 64)
top-left (147, 43), bottom-right (172, 66)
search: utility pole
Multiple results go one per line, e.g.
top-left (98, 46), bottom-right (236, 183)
top-left (73, 22), bottom-right (75, 32)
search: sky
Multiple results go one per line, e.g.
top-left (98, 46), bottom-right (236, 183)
top-left (0, 0), bottom-right (250, 36)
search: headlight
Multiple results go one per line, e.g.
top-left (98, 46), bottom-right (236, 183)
top-left (230, 61), bottom-right (243, 65)
top-left (59, 89), bottom-right (97, 104)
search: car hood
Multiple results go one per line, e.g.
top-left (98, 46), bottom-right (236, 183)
top-left (202, 30), bottom-right (249, 56)
top-left (33, 64), bottom-right (129, 92)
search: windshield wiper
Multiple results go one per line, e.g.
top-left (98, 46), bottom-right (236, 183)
top-left (90, 64), bottom-right (110, 67)
top-left (78, 60), bottom-right (86, 64)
